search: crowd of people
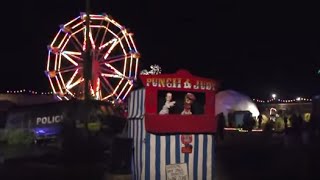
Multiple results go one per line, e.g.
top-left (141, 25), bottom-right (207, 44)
top-left (263, 110), bottom-right (316, 146)
top-left (216, 110), bottom-right (320, 146)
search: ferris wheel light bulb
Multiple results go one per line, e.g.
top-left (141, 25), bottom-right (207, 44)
top-left (105, 14), bottom-right (113, 20)
top-left (49, 47), bottom-right (59, 54)
top-left (60, 25), bottom-right (71, 33)
top-left (80, 12), bottom-right (86, 19)
top-left (133, 52), bottom-right (140, 58)
top-left (48, 71), bottom-right (56, 78)
top-left (59, 24), bottom-right (65, 30)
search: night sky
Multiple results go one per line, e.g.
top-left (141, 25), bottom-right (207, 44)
top-left (0, 0), bottom-right (320, 99)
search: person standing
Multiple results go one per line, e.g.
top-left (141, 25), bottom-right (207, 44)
top-left (284, 115), bottom-right (288, 131)
top-left (217, 113), bottom-right (226, 140)
top-left (258, 114), bottom-right (263, 129)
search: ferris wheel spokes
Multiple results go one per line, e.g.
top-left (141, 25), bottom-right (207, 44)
top-left (46, 13), bottom-right (139, 102)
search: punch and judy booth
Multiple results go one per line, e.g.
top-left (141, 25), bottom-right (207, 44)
top-left (127, 69), bottom-right (218, 180)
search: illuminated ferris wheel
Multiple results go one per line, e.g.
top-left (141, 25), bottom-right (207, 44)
top-left (45, 13), bottom-right (140, 103)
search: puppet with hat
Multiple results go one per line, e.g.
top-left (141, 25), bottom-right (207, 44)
top-left (181, 92), bottom-right (196, 115)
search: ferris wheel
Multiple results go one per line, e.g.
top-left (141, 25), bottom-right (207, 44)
top-left (45, 13), bottom-right (140, 103)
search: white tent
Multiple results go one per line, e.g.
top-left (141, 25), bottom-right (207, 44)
top-left (215, 89), bottom-right (260, 118)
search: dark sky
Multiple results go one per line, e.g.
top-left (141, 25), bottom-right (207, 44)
top-left (0, 0), bottom-right (320, 99)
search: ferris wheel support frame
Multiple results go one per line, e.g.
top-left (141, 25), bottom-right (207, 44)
top-left (84, 0), bottom-right (92, 101)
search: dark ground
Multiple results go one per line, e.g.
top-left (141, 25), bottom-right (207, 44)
top-left (1, 131), bottom-right (319, 180)
top-left (216, 130), bottom-right (320, 180)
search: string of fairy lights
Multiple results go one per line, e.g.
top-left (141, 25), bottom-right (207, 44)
top-left (1, 89), bottom-right (54, 95)
top-left (0, 89), bottom-right (314, 104)
top-left (253, 97), bottom-right (312, 103)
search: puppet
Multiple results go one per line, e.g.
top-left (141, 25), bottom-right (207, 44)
top-left (181, 93), bottom-right (196, 115)
top-left (159, 92), bottom-right (176, 115)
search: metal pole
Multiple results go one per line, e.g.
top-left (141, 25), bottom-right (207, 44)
top-left (84, 0), bottom-right (91, 167)
top-left (84, 0), bottom-right (92, 101)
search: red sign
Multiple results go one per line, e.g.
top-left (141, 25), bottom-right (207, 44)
top-left (140, 69), bottom-right (218, 134)
top-left (181, 144), bottom-right (193, 154)
top-left (181, 135), bottom-right (193, 144)
top-left (181, 135), bottom-right (193, 153)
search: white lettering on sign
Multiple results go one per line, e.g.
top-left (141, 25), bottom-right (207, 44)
top-left (146, 78), bottom-right (183, 88)
top-left (36, 115), bottom-right (63, 125)
top-left (146, 78), bottom-right (215, 91)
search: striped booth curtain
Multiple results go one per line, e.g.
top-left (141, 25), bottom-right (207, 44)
top-left (127, 88), bottom-right (216, 180)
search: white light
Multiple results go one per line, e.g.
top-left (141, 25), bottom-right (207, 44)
top-left (272, 94), bottom-right (276, 99)
top-left (296, 97), bottom-right (301, 101)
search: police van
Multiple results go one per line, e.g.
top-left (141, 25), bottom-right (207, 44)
top-left (4, 100), bottom-right (126, 145)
